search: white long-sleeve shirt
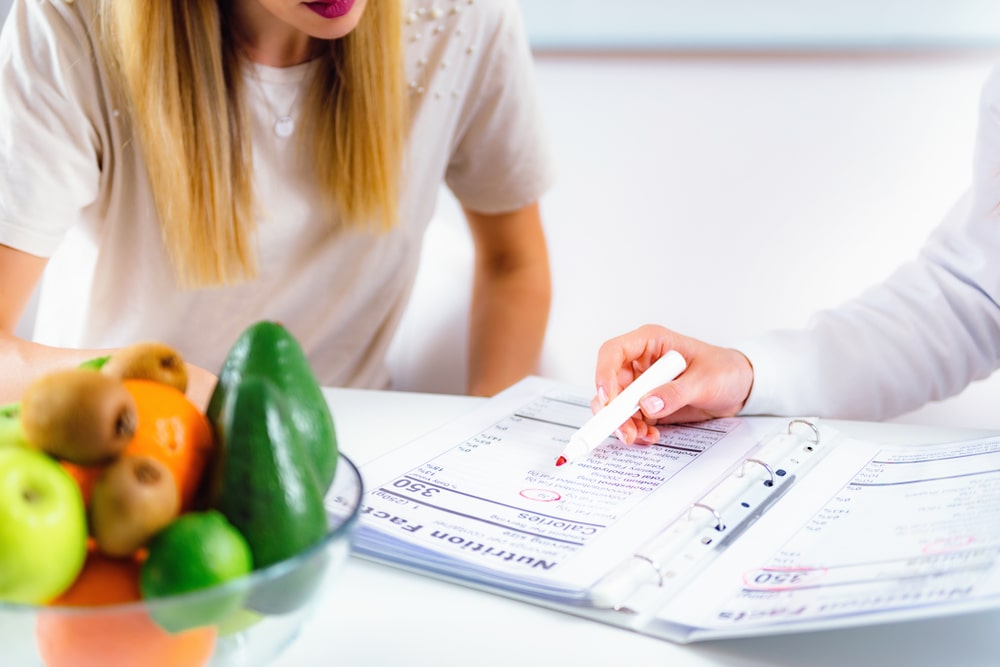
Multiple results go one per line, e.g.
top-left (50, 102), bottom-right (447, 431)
top-left (740, 64), bottom-right (1000, 421)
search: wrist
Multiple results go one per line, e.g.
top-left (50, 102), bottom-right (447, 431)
top-left (730, 348), bottom-right (755, 413)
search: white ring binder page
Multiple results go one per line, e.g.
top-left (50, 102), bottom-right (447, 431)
top-left (644, 422), bottom-right (1000, 642)
top-left (351, 376), bottom-right (1000, 644)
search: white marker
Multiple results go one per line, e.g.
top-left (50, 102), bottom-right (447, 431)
top-left (555, 350), bottom-right (687, 466)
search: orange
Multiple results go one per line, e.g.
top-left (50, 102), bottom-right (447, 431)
top-left (120, 379), bottom-right (216, 510)
top-left (62, 464), bottom-right (102, 506)
top-left (36, 551), bottom-right (217, 667)
top-left (63, 379), bottom-right (216, 511)
top-left (49, 550), bottom-right (143, 606)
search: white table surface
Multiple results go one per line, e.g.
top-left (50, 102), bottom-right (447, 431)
top-left (273, 387), bottom-right (1000, 667)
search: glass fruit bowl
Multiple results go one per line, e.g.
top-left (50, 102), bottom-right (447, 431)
top-left (0, 454), bottom-right (363, 667)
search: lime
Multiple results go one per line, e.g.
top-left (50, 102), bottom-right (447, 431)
top-left (140, 510), bottom-right (253, 632)
top-left (215, 606), bottom-right (263, 637)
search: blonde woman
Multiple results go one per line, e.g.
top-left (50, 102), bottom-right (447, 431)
top-left (0, 0), bottom-right (554, 406)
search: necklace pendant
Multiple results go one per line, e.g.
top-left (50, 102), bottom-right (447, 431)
top-left (273, 116), bottom-right (295, 138)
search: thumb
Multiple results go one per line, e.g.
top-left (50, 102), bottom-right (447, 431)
top-left (637, 375), bottom-right (689, 421)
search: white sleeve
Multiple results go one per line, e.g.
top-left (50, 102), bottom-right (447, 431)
top-left (443, 0), bottom-right (556, 214)
top-left (0, 0), bottom-right (104, 257)
top-left (739, 65), bottom-right (1000, 420)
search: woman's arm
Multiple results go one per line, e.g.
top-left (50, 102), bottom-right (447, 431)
top-left (0, 244), bottom-right (218, 406)
top-left (0, 244), bottom-right (97, 401)
top-left (463, 202), bottom-right (551, 396)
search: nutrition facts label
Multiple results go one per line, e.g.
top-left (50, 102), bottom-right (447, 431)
top-left (356, 380), bottom-right (755, 598)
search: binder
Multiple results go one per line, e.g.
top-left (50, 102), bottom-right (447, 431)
top-left (588, 418), bottom-right (821, 612)
top-left (350, 376), bottom-right (1000, 643)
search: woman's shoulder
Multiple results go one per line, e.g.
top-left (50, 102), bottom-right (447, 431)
top-left (3, 0), bottom-right (99, 60)
top-left (11, 0), bottom-right (95, 31)
top-left (402, 0), bottom-right (526, 36)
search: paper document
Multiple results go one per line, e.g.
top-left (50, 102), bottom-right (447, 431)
top-left (352, 377), bottom-right (1000, 643)
top-left (657, 434), bottom-right (1000, 640)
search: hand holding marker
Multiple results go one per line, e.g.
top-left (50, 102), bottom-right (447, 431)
top-left (556, 351), bottom-right (688, 466)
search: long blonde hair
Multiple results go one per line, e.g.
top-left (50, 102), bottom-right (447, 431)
top-left (97, 0), bottom-right (405, 287)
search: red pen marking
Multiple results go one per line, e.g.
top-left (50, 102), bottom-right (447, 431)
top-left (555, 456), bottom-right (567, 467)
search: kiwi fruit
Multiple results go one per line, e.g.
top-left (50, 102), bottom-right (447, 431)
top-left (91, 455), bottom-right (181, 557)
top-left (102, 341), bottom-right (188, 393)
top-left (20, 368), bottom-right (137, 464)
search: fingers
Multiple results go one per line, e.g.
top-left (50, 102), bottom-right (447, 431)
top-left (612, 415), bottom-right (660, 446)
top-left (588, 385), bottom-right (660, 446)
top-left (594, 324), bottom-right (679, 400)
top-left (186, 364), bottom-right (219, 412)
top-left (636, 346), bottom-right (754, 423)
top-left (637, 368), bottom-right (693, 420)
top-left (594, 325), bottom-right (755, 428)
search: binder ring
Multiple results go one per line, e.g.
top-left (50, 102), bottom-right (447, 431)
top-left (741, 458), bottom-right (776, 487)
top-left (787, 419), bottom-right (820, 446)
top-left (633, 554), bottom-right (664, 587)
top-left (689, 503), bottom-right (725, 531)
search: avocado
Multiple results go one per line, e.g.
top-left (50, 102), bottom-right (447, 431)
top-left (209, 375), bottom-right (328, 571)
top-left (207, 321), bottom-right (338, 492)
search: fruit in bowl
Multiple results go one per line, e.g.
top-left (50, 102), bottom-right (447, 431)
top-left (0, 446), bottom-right (88, 604)
top-left (18, 456), bottom-right (363, 667)
top-left (0, 322), bottom-right (363, 666)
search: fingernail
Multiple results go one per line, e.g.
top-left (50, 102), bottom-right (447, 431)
top-left (614, 429), bottom-right (626, 442)
top-left (641, 395), bottom-right (665, 415)
top-left (597, 385), bottom-right (609, 405)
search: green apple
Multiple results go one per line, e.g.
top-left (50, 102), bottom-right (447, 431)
top-left (0, 447), bottom-right (88, 604)
top-left (0, 402), bottom-right (29, 448)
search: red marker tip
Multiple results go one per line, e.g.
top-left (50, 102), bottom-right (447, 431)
top-left (555, 456), bottom-right (568, 467)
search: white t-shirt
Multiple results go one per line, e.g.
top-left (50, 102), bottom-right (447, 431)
top-left (0, 0), bottom-right (554, 388)
top-left (739, 64), bottom-right (1000, 420)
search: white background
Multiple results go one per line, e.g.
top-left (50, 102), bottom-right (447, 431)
top-left (4, 1), bottom-right (1000, 47)
top-left (520, 0), bottom-right (1000, 50)
top-left (388, 49), bottom-right (1000, 430)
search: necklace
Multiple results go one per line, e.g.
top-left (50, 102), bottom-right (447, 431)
top-left (248, 65), bottom-right (303, 139)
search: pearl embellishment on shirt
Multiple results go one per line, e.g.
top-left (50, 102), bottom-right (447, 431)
top-left (406, 1), bottom-right (482, 103)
